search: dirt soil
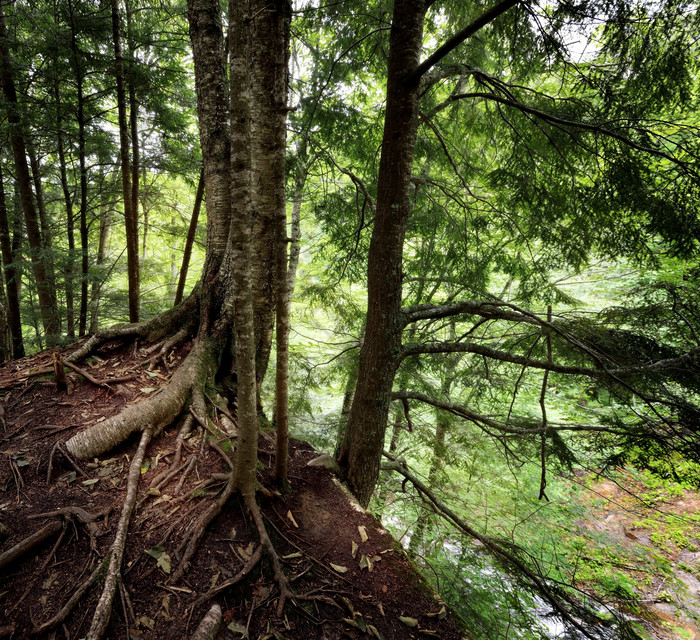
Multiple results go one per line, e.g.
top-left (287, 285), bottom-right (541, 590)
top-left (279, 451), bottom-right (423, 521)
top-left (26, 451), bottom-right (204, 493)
top-left (0, 339), bottom-right (465, 640)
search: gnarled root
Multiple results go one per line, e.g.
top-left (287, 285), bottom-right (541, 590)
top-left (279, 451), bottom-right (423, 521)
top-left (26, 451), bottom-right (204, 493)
top-left (65, 339), bottom-right (215, 459)
top-left (66, 288), bottom-right (199, 365)
top-left (245, 492), bottom-right (294, 616)
top-left (0, 520), bottom-right (62, 570)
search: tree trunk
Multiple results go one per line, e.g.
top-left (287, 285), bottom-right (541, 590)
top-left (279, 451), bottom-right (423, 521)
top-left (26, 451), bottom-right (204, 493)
top-left (174, 169), bottom-right (204, 306)
top-left (250, 0), bottom-right (290, 395)
top-left (0, 3), bottom-right (61, 347)
top-left (55, 79), bottom-right (76, 340)
top-left (338, 0), bottom-right (427, 507)
top-left (68, 0), bottom-right (90, 337)
top-left (111, 0), bottom-right (139, 323)
top-left (0, 165), bottom-right (23, 358)
top-left (89, 204), bottom-right (112, 333)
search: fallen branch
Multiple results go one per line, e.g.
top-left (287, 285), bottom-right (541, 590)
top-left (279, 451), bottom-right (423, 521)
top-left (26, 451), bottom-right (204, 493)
top-left (0, 520), bottom-right (62, 570)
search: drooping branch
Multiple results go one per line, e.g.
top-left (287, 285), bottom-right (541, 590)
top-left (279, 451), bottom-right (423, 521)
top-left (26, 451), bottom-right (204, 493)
top-left (402, 299), bottom-right (541, 327)
top-left (401, 340), bottom-right (601, 377)
top-left (382, 454), bottom-right (598, 640)
top-left (391, 390), bottom-right (623, 436)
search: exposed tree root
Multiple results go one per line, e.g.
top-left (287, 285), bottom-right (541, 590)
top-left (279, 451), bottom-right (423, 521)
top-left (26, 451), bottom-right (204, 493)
top-left (190, 603), bottom-right (222, 640)
top-left (172, 470), bottom-right (237, 583)
top-left (0, 519), bottom-right (62, 570)
top-left (145, 326), bottom-right (193, 368)
top-left (31, 557), bottom-right (108, 635)
top-left (203, 544), bottom-right (263, 600)
top-left (66, 289), bottom-right (199, 365)
top-left (65, 338), bottom-right (214, 459)
top-left (245, 492), bottom-right (294, 617)
top-left (28, 506), bottom-right (103, 552)
top-left (86, 429), bottom-right (151, 640)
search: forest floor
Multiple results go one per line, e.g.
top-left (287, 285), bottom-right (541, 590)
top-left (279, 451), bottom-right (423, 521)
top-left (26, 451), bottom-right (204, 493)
top-left (0, 338), bottom-right (464, 640)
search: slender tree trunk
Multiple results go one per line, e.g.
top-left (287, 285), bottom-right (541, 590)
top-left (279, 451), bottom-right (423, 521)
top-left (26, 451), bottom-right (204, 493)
top-left (0, 166), bottom-right (20, 358)
top-left (112, 0), bottom-right (139, 323)
top-left (337, 1), bottom-right (427, 507)
top-left (89, 205), bottom-right (112, 333)
top-left (68, 0), bottom-right (90, 336)
top-left (126, 0), bottom-right (140, 273)
top-left (0, 3), bottom-right (61, 346)
top-left (174, 169), bottom-right (204, 306)
top-left (55, 80), bottom-right (76, 339)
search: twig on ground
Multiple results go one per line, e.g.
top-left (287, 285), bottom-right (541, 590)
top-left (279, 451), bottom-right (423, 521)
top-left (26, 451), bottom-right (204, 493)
top-left (0, 520), bottom-right (63, 570)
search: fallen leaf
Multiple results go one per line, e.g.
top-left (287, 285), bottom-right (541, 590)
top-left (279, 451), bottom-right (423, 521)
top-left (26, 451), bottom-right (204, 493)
top-left (342, 617), bottom-right (367, 632)
top-left (146, 545), bottom-right (165, 560)
top-left (98, 466), bottom-right (113, 477)
top-left (138, 616), bottom-right (155, 630)
top-left (426, 605), bottom-right (447, 620)
top-left (358, 525), bottom-right (368, 542)
top-left (157, 552), bottom-right (171, 574)
top-left (351, 540), bottom-right (358, 558)
top-left (82, 478), bottom-right (99, 486)
top-left (42, 572), bottom-right (57, 590)
top-left (140, 387), bottom-right (157, 394)
top-left (330, 563), bottom-right (348, 573)
top-left (418, 630), bottom-right (439, 637)
top-left (227, 620), bottom-right (247, 635)
top-left (282, 552), bottom-right (302, 560)
top-left (210, 571), bottom-right (220, 588)
top-left (368, 624), bottom-right (386, 640)
top-left (399, 616), bottom-right (419, 628)
top-left (377, 602), bottom-right (385, 617)
top-left (286, 510), bottom-right (299, 528)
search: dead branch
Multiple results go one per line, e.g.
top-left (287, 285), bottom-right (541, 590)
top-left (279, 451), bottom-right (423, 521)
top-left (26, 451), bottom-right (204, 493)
top-left (64, 360), bottom-right (136, 388)
top-left (86, 429), bottom-right (152, 640)
top-left (190, 603), bottom-right (222, 640)
top-left (0, 520), bottom-right (62, 570)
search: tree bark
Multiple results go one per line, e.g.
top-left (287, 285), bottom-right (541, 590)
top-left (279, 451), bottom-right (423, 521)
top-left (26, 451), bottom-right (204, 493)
top-left (111, 0), bottom-right (139, 323)
top-left (0, 3), bottom-right (61, 346)
top-left (338, 0), bottom-right (427, 507)
top-left (174, 169), bottom-right (204, 306)
top-left (250, 0), bottom-right (290, 395)
top-left (0, 165), bottom-right (23, 358)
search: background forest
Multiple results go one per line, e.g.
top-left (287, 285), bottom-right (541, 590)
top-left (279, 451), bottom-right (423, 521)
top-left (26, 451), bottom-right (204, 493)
top-left (1, 0), bottom-right (700, 638)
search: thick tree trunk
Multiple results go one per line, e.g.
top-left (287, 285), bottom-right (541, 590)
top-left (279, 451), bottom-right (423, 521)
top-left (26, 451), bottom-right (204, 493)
top-left (112, 0), bottom-right (140, 323)
top-left (0, 3), bottom-right (61, 346)
top-left (338, 0), bottom-right (427, 507)
top-left (0, 165), bottom-right (23, 358)
top-left (250, 0), bottom-right (290, 394)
